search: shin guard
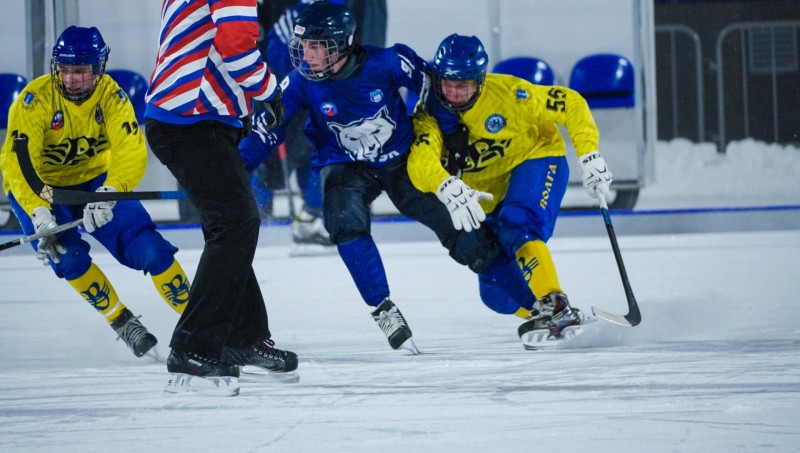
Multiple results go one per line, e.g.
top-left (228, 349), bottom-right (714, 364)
top-left (151, 259), bottom-right (190, 314)
top-left (515, 240), bottom-right (563, 298)
top-left (68, 262), bottom-right (125, 322)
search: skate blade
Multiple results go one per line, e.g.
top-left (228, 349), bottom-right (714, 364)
top-left (398, 338), bottom-right (421, 355)
top-left (240, 367), bottom-right (300, 383)
top-left (521, 325), bottom-right (584, 350)
top-left (145, 346), bottom-right (167, 363)
top-left (289, 243), bottom-right (337, 257)
top-left (164, 373), bottom-right (240, 397)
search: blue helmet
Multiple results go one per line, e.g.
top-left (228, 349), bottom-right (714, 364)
top-left (431, 34), bottom-right (488, 112)
top-left (50, 26), bottom-right (109, 103)
top-left (288, 1), bottom-right (356, 80)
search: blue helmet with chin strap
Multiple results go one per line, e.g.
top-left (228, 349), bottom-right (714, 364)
top-left (431, 34), bottom-right (489, 112)
top-left (50, 26), bottom-right (109, 103)
top-left (288, 1), bottom-right (356, 80)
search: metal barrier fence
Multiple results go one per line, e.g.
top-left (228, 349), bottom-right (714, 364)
top-left (716, 20), bottom-right (800, 153)
top-left (655, 24), bottom-right (705, 142)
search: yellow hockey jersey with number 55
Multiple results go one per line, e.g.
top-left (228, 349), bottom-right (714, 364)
top-left (408, 73), bottom-right (600, 214)
top-left (0, 73), bottom-right (146, 214)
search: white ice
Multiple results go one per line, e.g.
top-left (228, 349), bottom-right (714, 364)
top-left (1, 139), bottom-right (799, 452)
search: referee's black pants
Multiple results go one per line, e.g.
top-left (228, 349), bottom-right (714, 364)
top-left (145, 119), bottom-right (269, 358)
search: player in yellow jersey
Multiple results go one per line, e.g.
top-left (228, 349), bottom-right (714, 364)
top-left (408, 34), bottom-right (614, 343)
top-left (0, 26), bottom-right (190, 358)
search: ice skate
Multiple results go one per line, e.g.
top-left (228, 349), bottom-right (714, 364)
top-left (164, 349), bottom-right (240, 396)
top-left (291, 209), bottom-right (334, 246)
top-left (110, 308), bottom-right (158, 358)
top-left (518, 292), bottom-right (582, 350)
top-left (222, 339), bottom-right (299, 377)
top-left (371, 298), bottom-right (419, 354)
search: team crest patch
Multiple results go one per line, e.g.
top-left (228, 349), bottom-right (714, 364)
top-left (320, 102), bottom-right (338, 117)
top-left (95, 105), bottom-right (104, 125)
top-left (23, 92), bottom-right (35, 108)
top-left (516, 89), bottom-right (528, 99)
top-left (369, 89), bottom-right (383, 103)
top-left (116, 89), bottom-right (127, 101)
top-left (50, 110), bottom-right (64, 130)
top-left (485, 114), bottom-right (506, 133)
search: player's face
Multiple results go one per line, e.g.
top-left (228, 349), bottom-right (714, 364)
top-left (57, 64), bottom-right (95, 96)
top-left (440, 79), bottom-right (477, 107)
top-left (300, 40), bottom-right (338, 72)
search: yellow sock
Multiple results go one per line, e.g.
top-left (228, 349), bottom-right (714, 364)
top-left (68, 263), bottom-right (125, 323)
top-left (151, 259), bottom-right (190, 314)
top-left (515, 240), bottom-right (562, 299)
top-left (514, 307), bottom-right (533, 319)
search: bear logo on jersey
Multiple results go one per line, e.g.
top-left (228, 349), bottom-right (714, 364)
top-left (328, 106), bottom-right (397, 163)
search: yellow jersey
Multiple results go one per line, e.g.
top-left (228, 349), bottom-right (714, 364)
top-left (408, 73), bottom-right (599, 214)
top-left (1, 73), bottom-right (146, 214)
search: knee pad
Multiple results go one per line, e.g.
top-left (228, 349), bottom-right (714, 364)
top-left (52, 242), bottom-right (92, 281)
top-left (122, 230), bottom-right (178, 275)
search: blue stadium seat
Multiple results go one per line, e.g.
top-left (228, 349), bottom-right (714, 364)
top-left (492, 57), bottom-right (556, 85)
top-left (0, 73), bottom-right (28, 129)
top-left (106, 69), bottom-right (148, 123)
top-left (568, 54), bottom-right (635, 109)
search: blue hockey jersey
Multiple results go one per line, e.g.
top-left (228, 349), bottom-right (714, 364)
top-left (240, 43), bottom-right (459, 170)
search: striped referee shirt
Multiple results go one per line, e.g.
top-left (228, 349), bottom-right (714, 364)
top-left (145, 0), bottom-right (278, 126)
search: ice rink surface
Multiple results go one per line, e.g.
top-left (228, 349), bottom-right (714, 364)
top-left (1, 225), bottom-right (799, 452)
top-left (2, 137), bottom-right (800, 451)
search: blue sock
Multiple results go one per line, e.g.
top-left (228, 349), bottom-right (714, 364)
top-left (337, 235), bottom-right (389, 306)
top-left (250, 175), bottom-right (273, 213)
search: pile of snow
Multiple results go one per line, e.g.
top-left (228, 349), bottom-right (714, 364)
top-left (638, 139), bottom-right (800, 208)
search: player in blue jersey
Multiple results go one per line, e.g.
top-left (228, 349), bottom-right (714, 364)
top-left (239, 1), bottom-right (506, 353)
top-left (251, 0), bottom-right (340, 246)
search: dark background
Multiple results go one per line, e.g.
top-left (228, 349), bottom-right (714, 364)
top-left (654, 0), bottom-right (800, 149)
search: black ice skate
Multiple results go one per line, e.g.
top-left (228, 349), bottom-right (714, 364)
top-left (371, 298), bottom-right (419, 354)
top-left (221, 339), bottom-right (298, 373)
top-left (110, 308), bottom-right (158, 358)
top-left (517, 292), bottom-right (583, 349)
top-left (165, 349), bottom-right (240, 396)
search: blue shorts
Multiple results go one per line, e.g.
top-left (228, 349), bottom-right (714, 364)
top-left (485, 156), bottom-right (569, 256)
top-left (8, 176), bottom-right (178, 280)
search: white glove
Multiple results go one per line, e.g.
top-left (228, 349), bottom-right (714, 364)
top-left (31, 207), bottom-right (67, 265)
top-left (579, 151), bottom-right (613, 199)
top-left (436, 176), bottom-right (493, 233)
top-left (83, 186), bottom-right (117, 233)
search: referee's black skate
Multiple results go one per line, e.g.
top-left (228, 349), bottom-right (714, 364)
top-left (165, 349), bottom-right (240, 396)
top-left (222, 339), bottom-right (298, 373)
top-left (110, 308), bottom-right (157, 358)
top-left (371, 298), bottom-right (419, 354)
